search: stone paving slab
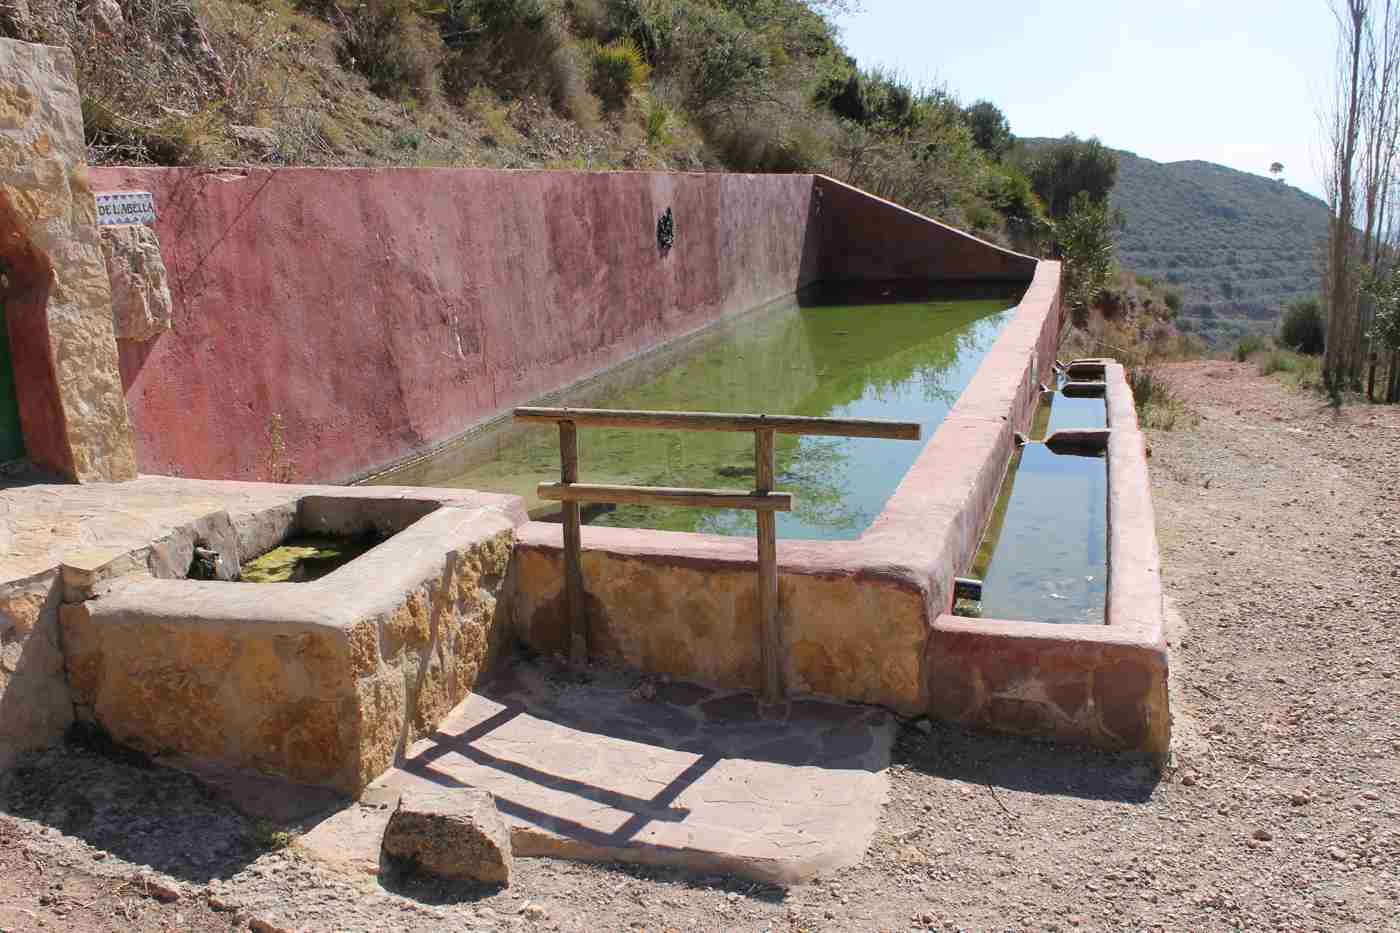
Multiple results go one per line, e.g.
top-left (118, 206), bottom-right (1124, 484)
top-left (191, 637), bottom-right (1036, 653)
top-left (0, 475), bottom-right (314, 585)
top-left (359, 662), bottom-right (895, 884)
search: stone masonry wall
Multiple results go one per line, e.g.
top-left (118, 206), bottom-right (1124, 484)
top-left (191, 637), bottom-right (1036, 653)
top-left (0, 38), bottom-right (135, 481)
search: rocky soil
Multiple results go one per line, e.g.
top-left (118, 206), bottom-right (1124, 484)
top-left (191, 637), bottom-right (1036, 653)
top-left (0, 359), bottom-right (1396, 932)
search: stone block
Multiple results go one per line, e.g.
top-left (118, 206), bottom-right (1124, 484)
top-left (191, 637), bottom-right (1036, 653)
top-left (100, 224), bottom-right (173, 341)
top-left (0, 574), bottom-right (71, 770)
top-left (381, 787), bottom-right (513, 886)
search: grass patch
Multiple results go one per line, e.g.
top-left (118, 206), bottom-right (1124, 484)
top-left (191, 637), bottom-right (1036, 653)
top-left (1233, 333), bottom-right (1269, 362)
top-left (1129, 364), bottom-right (1196, 431)
top-left (1258, 348), bottom-right (1323, 390)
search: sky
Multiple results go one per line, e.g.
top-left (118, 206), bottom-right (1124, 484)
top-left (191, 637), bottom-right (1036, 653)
top-left (833, 0), bottom-right (1337, 199)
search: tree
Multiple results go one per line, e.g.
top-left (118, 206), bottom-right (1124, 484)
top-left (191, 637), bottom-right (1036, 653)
top-left (1270, 161), bottom-right (1285, 178)
top-left (1279, 296), bottom-right (1327, 353)
top-left (961, 100), bottom-right (1011, 158)
top-left (1362, 264), bottom-right (1400, 398)
top-left (1054, 191), bottom-right (1117, 322)
top-left (1025, 134), bottom-right (1119, 219)
top-left (1323, 0), bottom-right (1372, 389)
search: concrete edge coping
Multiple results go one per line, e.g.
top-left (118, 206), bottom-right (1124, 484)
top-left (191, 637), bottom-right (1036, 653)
top-left (81, 505), bottom-right (518, 633)
top-left (507, 260), bottom-right (1062, 610)
top-left (929, 359), bottom-right (1165, 648)
top-left (1103, 362), bottom-right (1166, 644)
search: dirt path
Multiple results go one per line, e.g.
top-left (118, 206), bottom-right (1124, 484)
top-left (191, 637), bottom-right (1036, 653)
top-left (0, 360), bottom-right (1396, 932)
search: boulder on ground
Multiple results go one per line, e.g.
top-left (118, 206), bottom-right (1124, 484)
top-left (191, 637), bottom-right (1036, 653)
top-left (381, 788), bottom-right (512, 886)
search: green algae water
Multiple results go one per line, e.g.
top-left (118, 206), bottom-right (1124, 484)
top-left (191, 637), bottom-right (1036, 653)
top-left (241, 535), bottom-right (380, 583)
top-left (369, 283), bottom-right (1023, 540)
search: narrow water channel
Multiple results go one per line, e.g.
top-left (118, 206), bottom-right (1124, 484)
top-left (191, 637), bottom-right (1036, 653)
top-left (368, 282), bottom-right (1023, 540)
top-left (970, 376), bottom-right (1110, 624)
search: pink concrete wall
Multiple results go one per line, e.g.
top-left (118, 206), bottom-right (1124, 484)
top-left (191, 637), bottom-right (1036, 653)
top-left (815, 176), bottom-right (1038, 282)
top-left (88, 168), bottom-right (822, 483)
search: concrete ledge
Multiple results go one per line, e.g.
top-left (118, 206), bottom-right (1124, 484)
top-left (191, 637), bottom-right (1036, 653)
top-left (504, 273), bottom-right (1174, 759)
top-left (920, 359), bottom-right (1170, 758)
top-left (59, 488), bottom-right (525, 795)
top-left (926, 614), bottom-right (1168, 753)
top-left (509, 262), bottom-right (1062, 717)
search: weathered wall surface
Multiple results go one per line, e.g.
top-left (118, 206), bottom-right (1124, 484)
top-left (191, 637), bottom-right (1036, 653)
top-left (0, 38), bottom-right (135, 482)
top-left (0, 573), bottom-right (70, 771)
top-left (815, 175), bottom-right (1038, 283)
top-left (87, 166), bottom-right (822, 484)
top-left (512, 530), bottom-right (930, 713)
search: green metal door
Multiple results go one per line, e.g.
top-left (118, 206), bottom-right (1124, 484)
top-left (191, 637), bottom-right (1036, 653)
top-left (0, 297), bottom-right (24, 463)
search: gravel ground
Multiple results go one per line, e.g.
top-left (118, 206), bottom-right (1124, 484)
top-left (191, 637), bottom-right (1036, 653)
top-left (0, 359), bottom-right (1396, 932)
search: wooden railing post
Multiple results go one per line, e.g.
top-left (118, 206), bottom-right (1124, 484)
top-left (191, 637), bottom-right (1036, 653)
top-left (559, 420), bottom-right (587, 667)
top-left (754, 427), bottom-right (781, 704)
top-left (515, 406), bottom-right (921, 696)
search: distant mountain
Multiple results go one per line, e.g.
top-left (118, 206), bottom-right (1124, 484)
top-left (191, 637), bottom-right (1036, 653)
top-left (1107, 151), bottom-right (1329, 347)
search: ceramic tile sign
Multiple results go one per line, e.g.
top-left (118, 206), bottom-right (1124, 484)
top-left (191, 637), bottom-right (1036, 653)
top-left (94, 191), bottom-right (156, 226)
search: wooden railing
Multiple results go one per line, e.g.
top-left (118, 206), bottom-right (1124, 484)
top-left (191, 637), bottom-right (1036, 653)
top-left (513, 406), bottom-right (922, 703)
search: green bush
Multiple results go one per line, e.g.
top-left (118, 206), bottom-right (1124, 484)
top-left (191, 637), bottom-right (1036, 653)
top-left (1259, 349), bottom-right (1299, 375)
top-left (983, 164), bottom-right (1045, 243)
top-left (1278, 296), bottom-right (1325, 354)
top-left (588, 37), bottom-right (649, 109)
top-left (335, 0), bottom-right (441, 102)
top-left (1054, 191), bottom-right (1116, 321)
top-left (1232, 333), bottom-right (1268, 361)
top-left (1023, 134), bottom-right (1119, 219)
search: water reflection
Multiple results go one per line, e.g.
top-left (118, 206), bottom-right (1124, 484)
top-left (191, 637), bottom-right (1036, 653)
top-left (369, 282), bottom-right (1023, 540)
top-left (973, 444), bottom-right (1107, 624)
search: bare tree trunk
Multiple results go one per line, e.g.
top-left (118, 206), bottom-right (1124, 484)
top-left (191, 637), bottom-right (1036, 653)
top-left (1326, 0), bottom-right (1372, 390)
top-left (1354, 1), bottom-right (1400, 385)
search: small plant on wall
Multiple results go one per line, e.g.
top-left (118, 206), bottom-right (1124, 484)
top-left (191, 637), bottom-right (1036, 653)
top-left (264, 413), bottom-right (296, 483)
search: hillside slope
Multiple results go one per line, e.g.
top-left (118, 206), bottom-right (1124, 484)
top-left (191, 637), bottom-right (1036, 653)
top-left (1109, 151), bottom-right (1328, 346)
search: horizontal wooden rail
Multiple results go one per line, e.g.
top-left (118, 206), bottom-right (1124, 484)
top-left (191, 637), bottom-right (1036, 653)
top-left (515, 407), bottom-right (921, 440)
top-left (539, 482), bottom-right (794, 512)
top-left (517, 404), bottom-right (923, 702)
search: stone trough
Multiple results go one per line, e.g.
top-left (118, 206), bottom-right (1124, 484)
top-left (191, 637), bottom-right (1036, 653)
top-left (59, 489), bottom-right (521, 796)
top-left (1, 34), bottom-right (1171, 888)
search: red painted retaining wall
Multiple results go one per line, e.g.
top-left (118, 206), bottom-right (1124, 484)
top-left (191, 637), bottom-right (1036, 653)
top-left (87, 168), bottom-right (1036, 483)
top-left (815, 176), bottom-right (1037, 282)
top-left (89, 168), bottom-right (823, 482)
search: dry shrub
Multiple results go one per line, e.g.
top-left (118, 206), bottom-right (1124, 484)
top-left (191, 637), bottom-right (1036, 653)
top-left (440, 0), bottom-right (568, 103)
top-left (335, 0), bottom-right (441, 102)
top-left (564, 0), bottom-right (606, 38)
top-left (460, 85), bottom-right (521, 147)
top-left (548, 42), bottom-right (600, 128)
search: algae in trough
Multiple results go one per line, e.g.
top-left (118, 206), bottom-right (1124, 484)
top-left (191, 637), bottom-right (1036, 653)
top-left (369, 283), bottom-right (1022, 540)
top-left (240, 535), bottom-right (380, 583)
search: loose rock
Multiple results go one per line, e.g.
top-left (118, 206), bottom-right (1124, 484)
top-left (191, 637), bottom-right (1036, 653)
top-left (381, 788), bottom-right (513, 886)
